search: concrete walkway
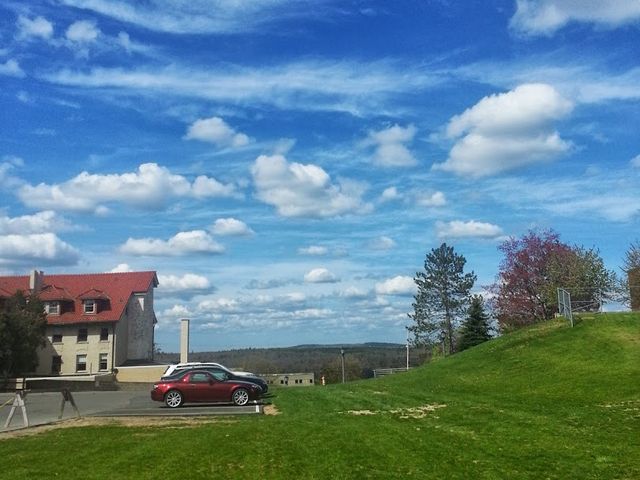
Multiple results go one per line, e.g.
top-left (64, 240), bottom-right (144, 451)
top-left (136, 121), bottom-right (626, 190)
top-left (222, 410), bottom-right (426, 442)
top-left (0, 388), bottom-right (263, 432)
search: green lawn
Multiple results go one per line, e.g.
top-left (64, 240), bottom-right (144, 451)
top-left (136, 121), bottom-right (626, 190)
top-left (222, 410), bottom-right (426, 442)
top-left (2, 313), bottom-right (639, 479)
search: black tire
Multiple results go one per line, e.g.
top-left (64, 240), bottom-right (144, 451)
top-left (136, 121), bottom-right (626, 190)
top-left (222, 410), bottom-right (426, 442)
top-left (232, 388), bottom-right (250, 406)
top-left (164, 389), bottom-right (183, 408)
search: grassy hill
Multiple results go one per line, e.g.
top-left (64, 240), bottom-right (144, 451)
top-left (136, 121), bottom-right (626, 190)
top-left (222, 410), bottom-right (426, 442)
top-left (2, 313), bottom-right (639, 479)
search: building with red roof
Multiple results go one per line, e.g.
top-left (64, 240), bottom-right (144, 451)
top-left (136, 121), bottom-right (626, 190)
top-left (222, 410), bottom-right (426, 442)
top-left (0, 270), bottom-right (158, 376)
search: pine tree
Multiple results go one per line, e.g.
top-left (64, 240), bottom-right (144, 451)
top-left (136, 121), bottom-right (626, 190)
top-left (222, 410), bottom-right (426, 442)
top-left (458, 295), bottom-right (491, 351)
top-left (408, 243), bottom-right (476, 355)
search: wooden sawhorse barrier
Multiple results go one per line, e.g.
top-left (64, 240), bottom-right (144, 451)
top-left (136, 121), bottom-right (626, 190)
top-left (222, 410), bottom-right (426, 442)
top-left (2, 381), bottom-right (81, 430)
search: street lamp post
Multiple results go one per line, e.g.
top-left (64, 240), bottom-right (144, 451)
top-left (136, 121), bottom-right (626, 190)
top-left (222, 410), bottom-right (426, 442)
top-left (340, 347), bottom-right (345, 384)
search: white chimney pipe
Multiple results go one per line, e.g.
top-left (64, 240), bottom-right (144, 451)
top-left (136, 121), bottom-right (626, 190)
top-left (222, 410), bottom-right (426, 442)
top-left (29, 270), bottom-right (44, 292)
top-left (180, 318), bottom-right (190, 363)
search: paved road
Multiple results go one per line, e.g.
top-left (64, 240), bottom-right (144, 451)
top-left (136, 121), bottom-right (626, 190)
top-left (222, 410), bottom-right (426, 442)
top-left (0, 388), bottom-right (263, 431)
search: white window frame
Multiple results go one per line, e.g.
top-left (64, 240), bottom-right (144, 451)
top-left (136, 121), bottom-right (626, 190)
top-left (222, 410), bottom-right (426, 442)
top-left (45, 301), bottom-right (60, 315)
top-left (83, 299), bottom-right (96, 314)
top-left (76, 354), bottom-right (87, 372)
top-left (99, 353), bottom-right (108, 371)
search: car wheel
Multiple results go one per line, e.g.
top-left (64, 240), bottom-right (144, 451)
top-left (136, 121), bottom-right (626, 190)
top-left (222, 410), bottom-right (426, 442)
top-left (232, 388), bottom-right (249, 406)
top-left (165, 390), bottom-right (183, 408)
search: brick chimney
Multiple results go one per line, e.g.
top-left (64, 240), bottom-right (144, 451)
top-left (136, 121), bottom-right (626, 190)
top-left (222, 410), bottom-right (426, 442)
top-left (29, 270), bottom-right (44, 293)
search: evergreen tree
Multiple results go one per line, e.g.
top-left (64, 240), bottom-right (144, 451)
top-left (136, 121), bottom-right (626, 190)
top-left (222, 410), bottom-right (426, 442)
top-left (458, 295), bottom-right (491, 351)
top-left (0, 291), bottom-right (47, 378)
top-left (408, 243), bottom-right (476, 355)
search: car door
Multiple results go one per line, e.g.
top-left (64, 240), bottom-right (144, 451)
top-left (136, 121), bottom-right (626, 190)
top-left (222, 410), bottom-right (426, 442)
top-left (181, 372), bottom-right (207, 402)
top-left (188, 371), bottom-right (230, 403)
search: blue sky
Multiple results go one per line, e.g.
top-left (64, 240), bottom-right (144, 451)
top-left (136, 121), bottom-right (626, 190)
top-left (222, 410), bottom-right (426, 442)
top-left (1, 0), bottom-right (639, 352)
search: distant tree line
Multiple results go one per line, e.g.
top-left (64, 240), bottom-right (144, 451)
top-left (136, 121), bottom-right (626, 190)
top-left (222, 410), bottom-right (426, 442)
top-left (156, 344), bottom-right (429, 382)
top-left (408, 230), bottom-right (638, 356)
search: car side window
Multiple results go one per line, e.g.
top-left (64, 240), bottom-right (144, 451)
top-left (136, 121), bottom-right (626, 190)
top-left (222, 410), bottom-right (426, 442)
top-left (210, 370), bottom-right (227, 381)
top-left (189, 372), bottom-right (211, 383)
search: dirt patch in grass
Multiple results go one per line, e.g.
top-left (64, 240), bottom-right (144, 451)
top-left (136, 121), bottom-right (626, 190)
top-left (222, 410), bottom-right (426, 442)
top-left (346, 410), bottom-right (376, 416)
top-left (342, 403), bottom-right (447, 419)
top-left (390, 404), bottom-right (447, 419)
top-left (264, 404), bottom-right (280, 415)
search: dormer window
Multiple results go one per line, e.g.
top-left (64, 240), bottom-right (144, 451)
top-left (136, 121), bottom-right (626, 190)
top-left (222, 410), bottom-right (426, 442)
top-left (83, 299), bottom-right (96, 314)
top-left (45, 301), bottom-right (60, 315)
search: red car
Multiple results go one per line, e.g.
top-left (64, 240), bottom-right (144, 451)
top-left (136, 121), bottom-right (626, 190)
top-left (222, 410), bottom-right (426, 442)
top-left (151, 369), bottom-right (262, 408)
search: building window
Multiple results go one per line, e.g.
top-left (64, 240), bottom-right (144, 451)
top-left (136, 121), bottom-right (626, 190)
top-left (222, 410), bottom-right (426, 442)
top-left (52, 333), bottom-right (63, 343)
top-left (136, 294), bottom-right (145, 311)
top-left (45, 302), bottom-right (60, 315)
top-left (76, 354), bottom-right (87, 372)
top-left (77, 327), bottom-right (88, 342)
top-left (51, 356), bottom-right (62, 374)
top-left (100, 327), bottom-right (109, 341)
top-left (99, 353), bottom-right (108, 371)
top-left (83, 299), bottom-right (96, 314)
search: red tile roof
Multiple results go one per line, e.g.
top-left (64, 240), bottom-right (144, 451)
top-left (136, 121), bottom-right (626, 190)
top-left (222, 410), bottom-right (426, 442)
top-left (0, 271), bottom-right (158, 325)
top-left (39, 285), bottom-right (75, 301)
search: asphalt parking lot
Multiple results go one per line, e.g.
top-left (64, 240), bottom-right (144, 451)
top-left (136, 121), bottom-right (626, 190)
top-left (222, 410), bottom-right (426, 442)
top-left (0, 387), bottom-right (264, 432)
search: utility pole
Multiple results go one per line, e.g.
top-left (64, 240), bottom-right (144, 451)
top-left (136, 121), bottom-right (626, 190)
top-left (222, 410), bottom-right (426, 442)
top-left (405, 327), bottom-right (410, 370)
top-left (340, 347), bottom-right (345, 383)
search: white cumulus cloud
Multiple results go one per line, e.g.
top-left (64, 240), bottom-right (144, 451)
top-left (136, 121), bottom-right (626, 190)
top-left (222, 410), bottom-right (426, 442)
top-left (630, 154), bottom-right (640, 168)
top-left (0, 233), bottom-right (79, 266)
top-left (66, 20), bottom-right (100, 43)
top-left (0, 59), bottom-right (25, 78)
top-left (17, 15), bottom-right (54, 40)
top-left (304, 268), bottom-right (339, 284)
top-left (185, 116), bottom-right (250, 148)
top-left (340, 286), bottom-right (369, 299)
top-left (416, 191), bottom-right (446, 207)
top-left (434, 84), bottom-right (573, 177)
top-left (436, 220), bottom-right (504, 239)
top-left (109, 263), bottom-right (132, 272)
top-left (210, 218), bottom-right (254, 236)
top-left (17, 163), bottom-right (237, 213)
top-left (369, 236), bottom-right (396, 250)
top-left (298, 245), bottom-right (329, 256)
top-left (511, 0), bottom-right (640, 36)
top-left (158, 273), bottom-right (213, 298)
top-left (375, 276), bottom-right (416, 296)
top-left (0, 211), bottom-right (70, 234)
top-left (363, 124), bottom-right (418, 167)
top-left (380, 186), bottom-right (401, 202)
top-left (252, 154), bottom-right (371, 218)
top-left (120, 230), bottom-right (224, 256)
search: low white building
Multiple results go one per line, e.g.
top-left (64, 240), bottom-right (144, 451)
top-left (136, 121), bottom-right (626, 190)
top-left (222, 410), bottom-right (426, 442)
top-left (0, 270), bottom-right (158, 376)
